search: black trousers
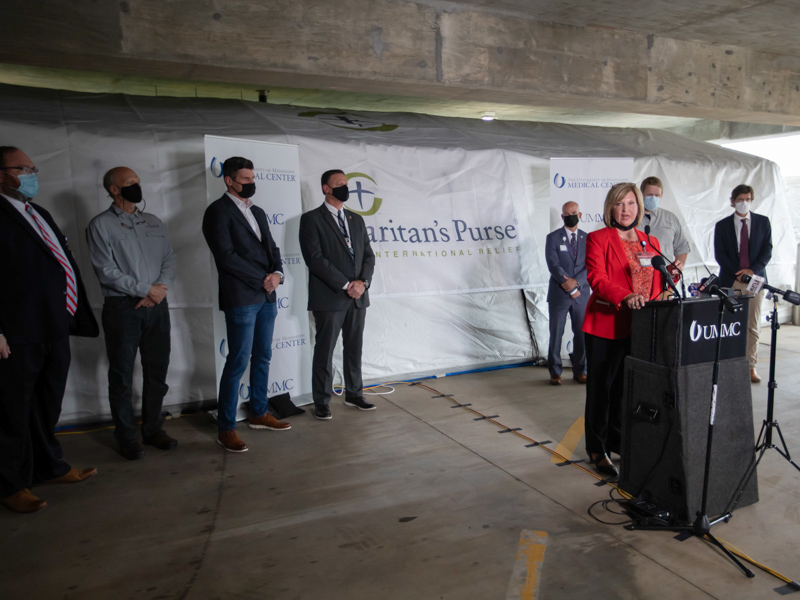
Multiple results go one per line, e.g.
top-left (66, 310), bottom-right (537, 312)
top-left (102, 297), bottom-right (171, 447)
top-left (0, 336), bottom-right (71, 497)
top-left (584, 333), bottom-right (631, 457)
top-left (311, 303), bottom-right (366, 407)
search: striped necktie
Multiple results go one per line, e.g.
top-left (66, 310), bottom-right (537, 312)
top-left (26, 204), bottom-right (78, 315)
top-left (337, 210), bottom-right (355, 260)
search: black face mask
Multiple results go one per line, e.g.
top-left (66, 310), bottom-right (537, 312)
top-left (330, 184), bottom-right (349, 202)
top-left (563, 214), bottom-right (579, 228)
top-left (235, 181), bottom-right (256, 199)
top-left (611, 219), bottom-right (637, 232)
top-left (120, 183), bottom-right (143, 204)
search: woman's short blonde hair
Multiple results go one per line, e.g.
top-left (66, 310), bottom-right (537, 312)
top-left (603, 182), bottom-right (644, 229)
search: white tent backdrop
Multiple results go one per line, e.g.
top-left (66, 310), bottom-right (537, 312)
top-left (0, 84), bottom-right (794, 424)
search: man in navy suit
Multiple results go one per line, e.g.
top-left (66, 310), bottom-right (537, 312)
top-left (714, 184), bottom-right (772, 383)
top-left (0, 146), bottom-right (99, 513)
top-left (202, 156), bottom-right (291, 453)
top-left (545, 201), bottom-right (589, 385)
top-left (299, 170), bottom-right (376, 420)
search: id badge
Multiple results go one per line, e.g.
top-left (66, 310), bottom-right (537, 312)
top-left (636, 252), bottom-right (655, 267)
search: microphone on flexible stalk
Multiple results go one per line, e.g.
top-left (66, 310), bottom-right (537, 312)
top-left (651, 255), bottom-right (681, 299)
top-left (699, 273), bottom-right (742, 313)
top-left (644, 225), bottom-right (686, 298)
top-left (740, 274), bottom-right (800, 306)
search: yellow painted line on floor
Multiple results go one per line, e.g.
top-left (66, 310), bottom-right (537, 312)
top-left (506, 530), bottom-right (548, 600)
top-left (550, 417), bottom-right (584, 463)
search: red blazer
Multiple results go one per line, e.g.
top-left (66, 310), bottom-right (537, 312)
top-left (582, 226), bottom-right (664, 340)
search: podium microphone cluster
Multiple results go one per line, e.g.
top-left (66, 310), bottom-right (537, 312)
top-left (740, 274), bottom-right (800, 306)
top-left (699, 274), bottom-right (742, 313)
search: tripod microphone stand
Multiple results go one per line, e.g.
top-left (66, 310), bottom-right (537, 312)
top-left (628, 291), bottom-right (755, 577)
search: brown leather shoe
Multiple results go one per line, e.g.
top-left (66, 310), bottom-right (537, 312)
top-left (217, 429), bottom-right (248, 452)
top-left (575, 374), bottom-right (588, 384)
top-left (750, 368), bottom-right (761, 383)
top-left (248, 413), bottom-right (291, 431)
top-left (48, 467), bottom-right (98, 483)
top-left (2, 489), bottom-right (47, 513)
top-left (549, 374), bottom-right (562, 385)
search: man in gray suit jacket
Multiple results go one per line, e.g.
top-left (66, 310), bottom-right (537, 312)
top-left (545, 201), bottom-right (589, 385)
top-left (299, 170), bottom-right (376, 420)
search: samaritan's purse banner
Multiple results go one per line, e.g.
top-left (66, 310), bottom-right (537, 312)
top-left (204, 135), bottom-right (312, 408)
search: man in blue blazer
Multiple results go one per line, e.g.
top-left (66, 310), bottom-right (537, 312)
top-left (0, 146), bottom-right (99, 513)
top-left (545, 201), bottom-right (589, 385)
top-left (714, 184), bottom-right (772, 383)
top-left (203, 156), bottom-right (291, 453)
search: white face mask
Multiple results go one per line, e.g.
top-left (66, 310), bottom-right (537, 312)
top-left (735, 200), bottom-right (752, 215)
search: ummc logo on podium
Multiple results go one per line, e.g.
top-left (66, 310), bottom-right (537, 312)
top-left (689, 320), bottom-right (742, 342)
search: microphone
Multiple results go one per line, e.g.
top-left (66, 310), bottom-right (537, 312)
top-left (651, 255), bottom-right (681, 298)
top-left (740, 274), bottom-right (800, 306)
top-left (698, 273), bottom-right (742, 313)
top-left (644, 225), bottom-right (685, 298)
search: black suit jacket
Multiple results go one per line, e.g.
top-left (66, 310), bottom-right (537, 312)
top-left (0, 196), bottom-right (98, 344)
top-left (202, 194), bottom-right (283, 311)
top-left (713, 212), bottom-right (772, 288)
top-left (299, 204), bottom-right (375, 312)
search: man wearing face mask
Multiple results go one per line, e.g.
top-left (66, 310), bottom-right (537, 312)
top-left (0, 146), bottom-right (99, 513)
top-left (86, 167), bottom-right (178, 459)
top-left (544, 201), bottom-right (589, 385)
top-left (203, 156), bottom-right (290, 453)
top-left (714, 184), bottom-right (772, 383)
top-left (299, 169), bottom-right (376, 420)
top-left (636, 176), bottom-right (690, 269)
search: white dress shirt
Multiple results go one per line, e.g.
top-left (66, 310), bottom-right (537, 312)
top-left (323, 200), bottom-right (354, 290)
top-left (2, 193), bottom-right (70, 258)
top-left (226, 192), bottom-right (261, 241)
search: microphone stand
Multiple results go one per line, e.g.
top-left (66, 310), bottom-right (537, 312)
top-left (644, 228), bottom-right (686, 298)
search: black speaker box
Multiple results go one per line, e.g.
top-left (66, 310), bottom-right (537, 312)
top-left (619, 356), bottom-right (759, 523)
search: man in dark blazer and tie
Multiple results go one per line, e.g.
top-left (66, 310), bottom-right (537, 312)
top-left (545, 201), bottom-right (589, 385)
top-left (0, 146), bottom-right (99, 513)
top-left (202, 156), bottom-right (291, 453)
top-left (714, 184), bottom-right (772, 383)
top-left (299, 170), bottom-right (376, 420)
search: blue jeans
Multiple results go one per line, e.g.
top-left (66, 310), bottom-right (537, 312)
top-left (218, 301), bottom-right (277, 432)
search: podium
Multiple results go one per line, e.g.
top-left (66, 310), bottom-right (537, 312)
top-left (619, 296), bottom-right (759, 523)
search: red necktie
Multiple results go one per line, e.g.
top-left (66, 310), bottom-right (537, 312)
top-left (26, 204), bottom-right (78, 315)
top-left (739, 218), bottom-right (750, 270)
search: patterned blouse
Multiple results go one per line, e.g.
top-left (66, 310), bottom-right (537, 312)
top-left (621, 238), bottom-right (653, 298)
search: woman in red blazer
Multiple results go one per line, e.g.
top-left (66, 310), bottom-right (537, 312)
top-left (582, 182), bottom-right (669, 477)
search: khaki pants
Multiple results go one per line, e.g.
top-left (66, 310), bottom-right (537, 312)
top-left (731, 280), bottom-right (765, 368)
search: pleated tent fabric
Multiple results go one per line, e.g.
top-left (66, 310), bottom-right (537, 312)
top-left (0, 83), bottom-right (793, 424)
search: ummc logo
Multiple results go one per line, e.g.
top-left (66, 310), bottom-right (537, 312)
top-left (553, 173), bottom-right (566, 188)
top-left (210, 157), bottom-right (224, 178)
top-left (267, 213), bottom-right (285, 226)
top-left (689, 320), bottom-right (742, 342)
top-left (345, 172), bottom-right (383, 216)
top-left (269, 379), bottom-right (294, 394)
top-left (277, 297), bottom-right (289, 309)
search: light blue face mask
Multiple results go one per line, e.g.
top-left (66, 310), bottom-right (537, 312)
top-left (643, 195), bottom-right (660, 211)
top-left (15, 172), bottom-right (39, 198)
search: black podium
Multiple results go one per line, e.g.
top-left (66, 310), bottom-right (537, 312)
top-left (619, 296), bottom-right (759, 523)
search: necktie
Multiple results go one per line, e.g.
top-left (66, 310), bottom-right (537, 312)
top-left (739, 218), bottom-right (750, 270)
top-left (570, 232), bottom-right (578, 260)
top-left (26, 204), bottom-right (77, 315)
top-left (337, 210), bottom-right (354, 260)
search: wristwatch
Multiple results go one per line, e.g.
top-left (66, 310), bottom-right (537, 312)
top-left (362, 279), bottom-right (370, 290)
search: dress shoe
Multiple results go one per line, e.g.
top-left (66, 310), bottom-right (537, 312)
top-left (549, 374), bottom-right (562, 385)
top-left (217, 429), bottom-right (248, 453)
top-left (249, 413), bottom-right (291, 430)
top-left (574, 374), bottom-right (587, 384)
top-left (314, 405), bottom-right (332, 420)
top-left (750, 368), bottom-right (761, 383)
top-left (48, 467), bottom-right (98, 483)
top-left (120, 441), bottom-right (147, 461)
top-left (2, 489), bottom-right (47, 513)
top-left (143, 431), bottom-right (178, 450)
top-left (592, 453), bottom-right (619, 478)
top-left (344, 397), bottom-right (376, 410)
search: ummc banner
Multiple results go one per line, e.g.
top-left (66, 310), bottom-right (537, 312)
top-left (549, 157), bottom-right (634, 232)
top-left (204, 135), bottom-right (312, 411)
top-left (298, 141), bottom-right (534, 298)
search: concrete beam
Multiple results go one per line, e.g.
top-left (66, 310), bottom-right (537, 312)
top-left (1, 0), bottom-right (800, 126)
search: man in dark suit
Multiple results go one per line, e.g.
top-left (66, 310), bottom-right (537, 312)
top-left (545, 201), bottom-right (589, 385)
top-left (299, 170), bottom-right (376, 420)
top-left (202, 156), bottom-right (291, 453)
top-left (0, 146), bottom-right (99, 513)
top-left (714, 184), bottom-right (772, 383)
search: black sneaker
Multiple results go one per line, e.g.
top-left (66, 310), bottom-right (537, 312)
top-left (344, 397), bottom-right (376, 411)
top-left (314, 405), bottom-right (332, 420)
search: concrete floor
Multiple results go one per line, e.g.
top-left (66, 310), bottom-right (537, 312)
top-left (2, 329), bottom-right (800, 599)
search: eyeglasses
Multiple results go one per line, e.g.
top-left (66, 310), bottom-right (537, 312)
top-left (0, 166), bottom-right (39, 175)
